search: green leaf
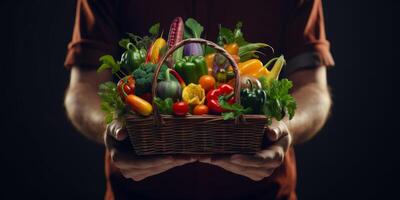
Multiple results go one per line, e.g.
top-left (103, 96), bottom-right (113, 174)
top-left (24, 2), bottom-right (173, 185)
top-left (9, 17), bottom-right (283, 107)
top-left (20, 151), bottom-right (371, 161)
top-left (149, 23), bottom-right (160, 36)
top-left (184, 18), bottom-right (204, 38)
top-left (99, 55), bottom-right (120, 74)
top-left (126, 33), bottom-right (152, 49)
top-left (111, 63), bottom-right (121, 74)
top-left (222, 112), bottom-right (236, 120)
top-left (118, 38), bottom-right (131, 49)
top-left (98, 82), bottom-right (127, 124)
top-left (153, 97), bottom-right (173, 114)
top-left (218, 96), bottom-right (252, 120)
top-left (238, 43), bottom-right (273, 62)
top-left (233, 21), bottom-right (247, 46)
top-left (218, 25), bottom-right (234, 44)
top-left (104, 113), bottom-right (114, 124)
top-left (97, 63), bottom-right (111, 73)
top-left (99, 55), bottom-right (116, 66)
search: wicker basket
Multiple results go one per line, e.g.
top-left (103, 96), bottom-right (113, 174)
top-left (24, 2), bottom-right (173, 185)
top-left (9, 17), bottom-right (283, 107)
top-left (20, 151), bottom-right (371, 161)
top-left (126, 38), bottom-right (267, 155)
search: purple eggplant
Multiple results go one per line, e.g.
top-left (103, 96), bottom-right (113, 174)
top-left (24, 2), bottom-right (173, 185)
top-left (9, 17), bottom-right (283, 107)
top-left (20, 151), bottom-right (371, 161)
top-left (183, 43), bottom-right (203, 56)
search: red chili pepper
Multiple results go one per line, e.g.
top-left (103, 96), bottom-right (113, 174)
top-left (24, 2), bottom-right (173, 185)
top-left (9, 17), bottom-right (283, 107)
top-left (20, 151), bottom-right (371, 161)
top-left (169, 69), bottom-right (186, 88)
top-left (117, 75), bottom-right (136, 101)
top-left (206, 84), bottom-right (235, 114)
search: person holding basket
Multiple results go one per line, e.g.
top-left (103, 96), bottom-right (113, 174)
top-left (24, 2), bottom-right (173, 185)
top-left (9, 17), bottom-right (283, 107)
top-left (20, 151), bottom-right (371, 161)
top-left (64, 0), bottom-right (334, 199)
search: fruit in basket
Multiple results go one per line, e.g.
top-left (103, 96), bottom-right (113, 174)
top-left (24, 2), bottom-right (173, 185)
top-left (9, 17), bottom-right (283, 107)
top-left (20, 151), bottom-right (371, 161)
top-left (125, 94), bottom-right (153, 116)
top-left (146, 37), bottom-right (166, 64)
top-left (207, 84), bottom-right (235, 114)
top-left (198, 75), bottom-right (215, 93)
top-left (173, 101), bottom-right (189, 116)
top-left (182, 83), bottom-right (205, 106)
top-left (193, 104), bottom-right (209, 115)
top-left (175, 56), bottom-right (208, 84)
top-left (117, 75), bottom-right (136, 100)
top-left (240, 79), bottom-right (267, 114)
top-left (157, 69), bottom-right (185, 101)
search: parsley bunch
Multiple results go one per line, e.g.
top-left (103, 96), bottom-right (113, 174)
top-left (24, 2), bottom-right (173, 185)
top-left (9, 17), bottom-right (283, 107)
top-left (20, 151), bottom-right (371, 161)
top-left (98, 82), bottom-right (127, 124)
top-left (259, 77), bottom-right (297, 123)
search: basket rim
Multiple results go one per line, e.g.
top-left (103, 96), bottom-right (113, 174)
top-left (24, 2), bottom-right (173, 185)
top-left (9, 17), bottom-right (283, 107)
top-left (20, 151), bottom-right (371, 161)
top-left (125, 113), bottom-right (268, 120)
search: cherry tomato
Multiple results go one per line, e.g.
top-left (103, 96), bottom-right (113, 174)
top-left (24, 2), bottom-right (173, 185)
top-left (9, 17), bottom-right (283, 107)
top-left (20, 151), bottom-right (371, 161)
top-left (193, 104), bottom-right (209, 115)
top-left (172, 101), bottom-right (189, 116)
top-left (198, 75), bottom-right (216, 93)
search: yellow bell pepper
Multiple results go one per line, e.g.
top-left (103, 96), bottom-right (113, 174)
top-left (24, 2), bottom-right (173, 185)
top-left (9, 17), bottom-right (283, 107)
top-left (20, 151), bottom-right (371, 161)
top-left (238, 59), bottom-right (269, 78)
top-left (182, 83), bottom-right (205, 106)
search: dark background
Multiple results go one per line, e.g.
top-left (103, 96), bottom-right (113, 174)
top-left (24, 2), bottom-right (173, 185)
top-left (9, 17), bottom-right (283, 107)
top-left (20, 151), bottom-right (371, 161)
top-left (1, 0), bottom-right (398, 199)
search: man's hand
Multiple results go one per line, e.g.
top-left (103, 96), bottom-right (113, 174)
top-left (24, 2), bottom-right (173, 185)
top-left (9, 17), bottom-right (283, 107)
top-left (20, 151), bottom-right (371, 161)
top-left (105, 121), bottom-right (196, 181)
top-left (199, 121), bottom-right (292, 181)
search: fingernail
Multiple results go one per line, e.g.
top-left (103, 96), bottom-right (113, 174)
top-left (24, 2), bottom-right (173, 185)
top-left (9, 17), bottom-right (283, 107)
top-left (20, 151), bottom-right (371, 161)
top-left (270, 128), bottom-right (279, 140)
top-left (115, 128), bottom-right (127, 141)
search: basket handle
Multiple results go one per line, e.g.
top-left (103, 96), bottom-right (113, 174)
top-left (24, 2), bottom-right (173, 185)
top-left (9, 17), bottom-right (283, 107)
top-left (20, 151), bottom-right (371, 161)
top-left (151, 38), bottom-right (242, 126)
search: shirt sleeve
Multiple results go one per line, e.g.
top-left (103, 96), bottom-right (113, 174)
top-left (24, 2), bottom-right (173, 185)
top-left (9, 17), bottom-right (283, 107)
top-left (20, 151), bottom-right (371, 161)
top-left (64, 0), bottom-right (120, 69)
top-left (282, 0), bottom-right (335, 76)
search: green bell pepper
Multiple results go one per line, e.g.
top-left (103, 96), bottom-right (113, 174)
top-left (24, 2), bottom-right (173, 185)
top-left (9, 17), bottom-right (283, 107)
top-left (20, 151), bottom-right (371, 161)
top-left (120, 43), bottom-right (146, 72)
top-left (240, 80), bottom-right (267, 114)
top-left (174, 56), bottom-right (208, 84)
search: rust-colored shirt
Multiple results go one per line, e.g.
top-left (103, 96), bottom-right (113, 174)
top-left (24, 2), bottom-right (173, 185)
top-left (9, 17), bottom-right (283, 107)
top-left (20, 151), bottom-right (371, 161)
top-left (65, 0), bottom-right (334, 199)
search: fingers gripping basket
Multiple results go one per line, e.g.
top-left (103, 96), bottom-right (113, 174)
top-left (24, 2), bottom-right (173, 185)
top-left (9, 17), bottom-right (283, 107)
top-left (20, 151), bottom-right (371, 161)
top-left (125, 38), bottom-right (267, 155)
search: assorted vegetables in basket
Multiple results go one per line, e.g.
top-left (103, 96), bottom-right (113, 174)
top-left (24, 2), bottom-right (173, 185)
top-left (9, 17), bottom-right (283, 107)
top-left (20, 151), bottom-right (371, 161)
top-left (97, 17), bottom-right (297, 155)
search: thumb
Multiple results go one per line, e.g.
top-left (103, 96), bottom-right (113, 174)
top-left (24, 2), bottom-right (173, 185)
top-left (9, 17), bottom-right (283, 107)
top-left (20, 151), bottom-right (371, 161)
top-left (107, 120), bottom-right (127, 141)
top-left (265, 120), bottom-right (288, 142)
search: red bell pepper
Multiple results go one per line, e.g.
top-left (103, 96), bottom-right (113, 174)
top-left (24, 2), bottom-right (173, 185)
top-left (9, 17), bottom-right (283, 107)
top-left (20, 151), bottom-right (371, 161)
top-left (206, 84), bottom-right (235, 114)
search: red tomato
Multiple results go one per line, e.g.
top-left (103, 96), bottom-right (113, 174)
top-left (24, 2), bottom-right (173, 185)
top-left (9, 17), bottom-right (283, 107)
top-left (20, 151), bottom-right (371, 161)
top-left (193, 104), bottom-right (209, 115)
top-left (198, 75), bottom-right (216, 93)
top-left (173, 101), bottom-right (189, 116)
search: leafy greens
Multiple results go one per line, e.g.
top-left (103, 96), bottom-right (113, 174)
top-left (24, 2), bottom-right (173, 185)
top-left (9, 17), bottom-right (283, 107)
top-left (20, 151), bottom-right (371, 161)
top-left (219, 96), bottom-right (252, 120)
top-left (259, 77), bottom-right (297, 123)
top-left (98, 82), bottom-right (127, 124)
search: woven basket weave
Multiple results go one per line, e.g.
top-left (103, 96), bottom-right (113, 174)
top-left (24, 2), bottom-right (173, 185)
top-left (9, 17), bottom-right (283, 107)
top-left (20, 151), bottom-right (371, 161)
top-left (126, 38), bottom-right (267, 155)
